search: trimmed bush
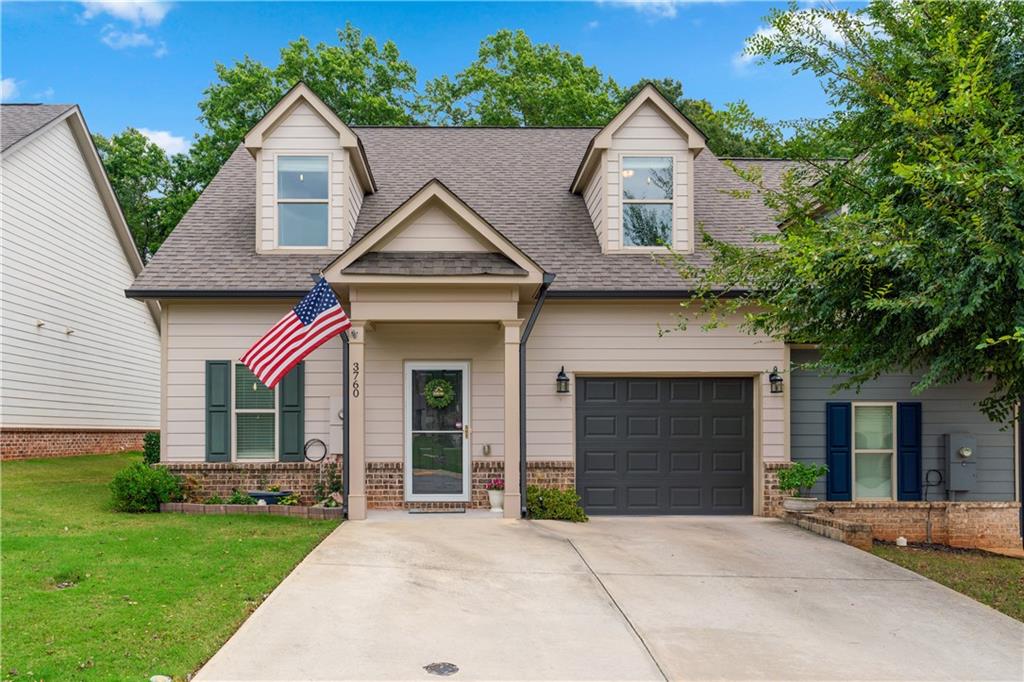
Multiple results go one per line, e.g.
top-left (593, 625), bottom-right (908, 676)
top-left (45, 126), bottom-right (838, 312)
top-left (142, 431), bottom-right (160, 465)
top-left (226, 489), bottom-right (257, 505)
top-left (110, 462), bottom-right (182, 513)
top-left (526, 485), bottom-right (588, 522)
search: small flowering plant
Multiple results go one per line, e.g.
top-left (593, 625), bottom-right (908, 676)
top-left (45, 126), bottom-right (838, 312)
top-left (484, 477), bottom-right (505, 491)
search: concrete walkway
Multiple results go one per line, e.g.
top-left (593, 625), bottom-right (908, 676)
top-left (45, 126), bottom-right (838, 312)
top-left (196, 514), bottom-right (1024, 681)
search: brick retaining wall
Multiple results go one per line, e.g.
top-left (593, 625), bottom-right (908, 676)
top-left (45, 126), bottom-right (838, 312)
top-left (1, 427), bottom-right (150, 460)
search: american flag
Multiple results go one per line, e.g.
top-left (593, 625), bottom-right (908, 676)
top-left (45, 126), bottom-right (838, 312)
top-left (240, 277), bottom-right (351, 389)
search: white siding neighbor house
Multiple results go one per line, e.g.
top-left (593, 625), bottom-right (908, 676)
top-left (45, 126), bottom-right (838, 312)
top-left (1, 104), bottom-right (161, 459)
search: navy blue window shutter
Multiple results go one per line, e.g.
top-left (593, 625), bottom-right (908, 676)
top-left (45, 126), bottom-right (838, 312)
top-left (278, 362), bottom-right (305, 462)
top-left (896, 402), bottom-right (922, 501)
top-left (825, 402), bottom-right (852, 501)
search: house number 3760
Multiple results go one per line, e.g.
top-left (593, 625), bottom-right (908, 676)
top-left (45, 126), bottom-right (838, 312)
top-left (351, 362), bottom-right (360, 398)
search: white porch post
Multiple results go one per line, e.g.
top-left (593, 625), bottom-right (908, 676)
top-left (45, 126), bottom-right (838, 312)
top-left (347, 322), bottom-right (368, 520)
top-left (501, 319), bottom-right (523, 518)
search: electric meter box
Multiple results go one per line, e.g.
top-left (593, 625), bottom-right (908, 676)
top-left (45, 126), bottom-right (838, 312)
top-left (944, 433), bottom-right (977, 493)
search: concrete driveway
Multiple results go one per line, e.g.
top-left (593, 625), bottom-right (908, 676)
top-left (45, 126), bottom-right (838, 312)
top-left (196, 514), bottom-right (1023, 681)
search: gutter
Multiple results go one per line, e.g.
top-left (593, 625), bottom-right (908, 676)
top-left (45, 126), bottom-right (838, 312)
top-left (545, 288), bottom-right (750, 300)
top-left (519, 272), bottom-right (556, 516)
top-left (126, 289), bottom-right (308, 299)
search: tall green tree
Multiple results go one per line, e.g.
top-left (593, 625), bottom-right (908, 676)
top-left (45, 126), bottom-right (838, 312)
top-left (93, 129), bottom-right (195, 260)
top-left (672, 0), bottom-right (1024, 422)
top-left (186, 23), bottom-right (421, 190)
top-left (619, 78), bottom-right (779, 158)
top-left (424, 29), bottom-right (622, 126)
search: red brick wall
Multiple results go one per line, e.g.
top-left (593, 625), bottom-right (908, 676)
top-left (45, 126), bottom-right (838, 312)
top-left (1, 428), bottom-right (150, 460)
top-left (763, 462), bottom-right (789, 517)
top-left (160, 460), bottom-right (341, 505)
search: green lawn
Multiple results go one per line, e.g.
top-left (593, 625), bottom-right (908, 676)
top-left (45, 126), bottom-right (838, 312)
top-left (1, 453), bottom-right (338, 681)
top-left (872, 543), bottom-right (1024, 622)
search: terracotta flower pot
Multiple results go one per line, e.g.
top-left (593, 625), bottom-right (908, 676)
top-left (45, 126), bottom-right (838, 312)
top-left (487, 489), bottom-right (504, 512)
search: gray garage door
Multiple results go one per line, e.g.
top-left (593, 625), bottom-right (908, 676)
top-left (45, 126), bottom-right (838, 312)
top-left (576, 377), bottom-right (754, 515)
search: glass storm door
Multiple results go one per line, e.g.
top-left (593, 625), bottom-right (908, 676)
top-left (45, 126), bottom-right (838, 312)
top-left (405, 362), bottom-right (471, 502)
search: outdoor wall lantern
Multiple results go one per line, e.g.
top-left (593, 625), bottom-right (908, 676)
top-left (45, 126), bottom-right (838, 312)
top-left (555, 366), bottom-right (570, 394)
top-left (768, 366), bottom-right (784, 394)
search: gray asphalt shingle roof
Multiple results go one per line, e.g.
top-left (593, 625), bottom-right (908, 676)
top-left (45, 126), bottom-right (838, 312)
top-left (344, 251), bottom-right (527, 276)
top-left (1, 104), bottom-right (75, 151)
top-left (130, 127), bottom-right (796, 296)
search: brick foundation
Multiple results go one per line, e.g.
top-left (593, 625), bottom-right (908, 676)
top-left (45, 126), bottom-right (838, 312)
top-left (160, 460), bottom-right (342, 505)
top-left (766, 461), bottom-right (1021, 550)
top-left (160, 502), bottom-right (344, 519)
top-left (0, 427), bottom-right (151, 460)
top-left (783, 511), bottom-right (874, 551)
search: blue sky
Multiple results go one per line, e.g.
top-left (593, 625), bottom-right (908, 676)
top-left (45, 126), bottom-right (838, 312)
top-left (2, 1), bottom-right (842, 154)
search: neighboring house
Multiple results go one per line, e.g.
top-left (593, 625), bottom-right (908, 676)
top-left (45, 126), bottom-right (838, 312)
top-left (127, 84), bottom-right (1020, 545)
top-left (1, 104), bottom-right (161, 459)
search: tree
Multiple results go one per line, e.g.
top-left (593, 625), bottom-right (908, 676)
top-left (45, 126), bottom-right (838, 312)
top-left (672, 1), bottom-right (1024, 422)
top-left (93, 129), bottom-right (195, 260)
top-left (619, 78), bottom-right (779, 157)
top-left (424, 29), bottom-right (622, 126)
top-left (188, 23), bottom-right (421, 190)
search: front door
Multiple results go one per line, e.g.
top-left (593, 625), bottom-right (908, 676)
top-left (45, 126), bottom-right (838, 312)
top-left (405, 362), bottom-right (471, 502)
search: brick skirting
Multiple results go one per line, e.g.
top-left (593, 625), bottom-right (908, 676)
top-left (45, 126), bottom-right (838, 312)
top-left (1, 427), bottom-right (151, 460)
top-left (766, 462), bottom-right (1021, 549)
top-left (160, 501), bottom-right (343, 519)
top-left (783, 511), bottom-right (874, 551)
top-left (160, 460), bottom-right (342, 505)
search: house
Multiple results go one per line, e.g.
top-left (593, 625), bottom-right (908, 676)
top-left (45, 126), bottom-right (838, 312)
top-left (1, 104), bottom-right (161, 459)
top-left (126, 84), bottom-right (1020, 544)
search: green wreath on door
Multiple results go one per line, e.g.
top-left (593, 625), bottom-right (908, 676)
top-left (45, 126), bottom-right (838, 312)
top-left (423, 377), bottom-right (456, 409)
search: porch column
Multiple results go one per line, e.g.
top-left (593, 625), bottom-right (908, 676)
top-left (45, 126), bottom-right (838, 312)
top-left (501, 319), bottom-right (523, 518)
top-left (347, 322), bottom-right (368, 520)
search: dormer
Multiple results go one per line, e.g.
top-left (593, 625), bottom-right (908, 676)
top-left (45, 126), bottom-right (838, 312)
top-left (571, 84), bottom-right (706, 254)
top-left (244, 83), bottom-right (375, 254)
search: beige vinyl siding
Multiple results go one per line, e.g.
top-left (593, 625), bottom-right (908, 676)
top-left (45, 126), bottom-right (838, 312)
top-left (583, 150), bottom-right (606, 251)
top-left (364, 323), bottom-right (504, 461)
top-left (0, 120), bottom-right (160, 428)
top-left (606, 102), bottom-right (691, 252)
top-left (523, 301), bottom-right (786, 462)
top-left (378, 204), bottom-right (490, 252)
top-left (344, 147), bottom-right (363, 246)
top-left (258, 101), bottom-right (347, 252)
top-left (163, 302), bottom-right (341, 461)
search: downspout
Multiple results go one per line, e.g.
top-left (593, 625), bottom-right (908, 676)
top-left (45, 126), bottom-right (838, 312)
top-left (341, 331), bottom-right (350, 519)
top-left (520, 273), bottom-right (556, 516)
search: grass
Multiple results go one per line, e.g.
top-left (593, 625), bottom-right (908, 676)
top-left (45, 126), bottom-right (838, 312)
top-left (1, 453), bottom-right (339, 681)
top-left (872, 543), bottom-right (1024, 622)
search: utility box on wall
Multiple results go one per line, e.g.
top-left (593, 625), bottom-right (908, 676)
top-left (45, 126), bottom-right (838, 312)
top-left (944, 433), bottom-right (977, 494)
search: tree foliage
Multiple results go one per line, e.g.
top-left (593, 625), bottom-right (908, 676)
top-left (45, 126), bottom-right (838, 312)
top-left (672, 0), bottom-right (1024, 422)
top-left (93, 128), bottom-right (195, 259)
top-left (424, 29), bottom-right (621, 126)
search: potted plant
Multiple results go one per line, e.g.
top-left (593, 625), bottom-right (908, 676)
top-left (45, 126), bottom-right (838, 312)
top-left (484, 477), bottom-right (505, 512)
top-left (778, 463), bottom-right (828, 513)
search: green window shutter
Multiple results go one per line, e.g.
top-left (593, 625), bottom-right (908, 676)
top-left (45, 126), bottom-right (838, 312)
top-left (205, 360), bottom-right (231, 462)
top-left (278, 362), bottom-right (305, 462)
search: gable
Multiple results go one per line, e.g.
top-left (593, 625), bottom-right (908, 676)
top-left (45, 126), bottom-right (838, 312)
top-left (262, 100), bottom-right (344, 151)
top-left (611, 101), bottom-right (690, 153)
top-left (377, 202), bottom-right (491, 253)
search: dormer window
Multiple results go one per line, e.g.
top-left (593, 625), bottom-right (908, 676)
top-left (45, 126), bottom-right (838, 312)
top-left (277, 155), bottom-right (329, 247)
top-left (622, 156), bottom-right (673, 247)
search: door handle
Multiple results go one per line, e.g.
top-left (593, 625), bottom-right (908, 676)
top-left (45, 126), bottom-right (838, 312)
top-left (463, 424), bottom-right (472, 439)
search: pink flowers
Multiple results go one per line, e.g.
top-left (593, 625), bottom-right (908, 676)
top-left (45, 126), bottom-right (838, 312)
top-left (484, 477), bottom-right (505, 491)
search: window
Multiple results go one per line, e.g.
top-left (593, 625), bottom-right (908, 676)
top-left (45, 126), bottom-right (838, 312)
top-left (622, 156), bottom-right (673, 247)
top-left (277, 155), bottom-right (328, 247)
top-left (234, 364), bottom-right (276, 460)
top-left (852, 403), bottom-right (896, 499)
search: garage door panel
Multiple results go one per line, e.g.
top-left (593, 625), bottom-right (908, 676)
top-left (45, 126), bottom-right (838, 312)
top-left (576, 377), bottom-right (753, 515)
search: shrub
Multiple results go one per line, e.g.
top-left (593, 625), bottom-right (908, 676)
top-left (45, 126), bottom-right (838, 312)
top-left (279, 492), bottom-right (300, 506)
top-left (777, 462), bottom-right (828, 498)
top-left (313, 463), bottom-right (343, 502)
top-left (526, 485), bottom-right (588, 522)
top-left (110, 462), bottom-right (182, 513)
top-left (226, 489), bottom-right (257, 505)
top-left (142, 431), bottom-right (160, 465)
top-left (204, 495), bottom-right (224, 504)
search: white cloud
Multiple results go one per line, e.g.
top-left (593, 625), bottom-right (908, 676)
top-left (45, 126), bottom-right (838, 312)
top-left (584, 19), bottom-right (600, 30)
top-left (602, 0), bottom-right (728, 20)
top-left (153, 41), bottom-right (168, 58)
top-left (1, 78), bottom-right (20, 101)
top-left (80, 1), bottom-right (171, 27)
top-left (33, 86), bottom-right (56, 100)
top-left (101, 26), bottom-right (154, 49)
top-left (138, 128), bottom-right (189, 155)
top-left (732, 10), bottom-right (848, 74)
